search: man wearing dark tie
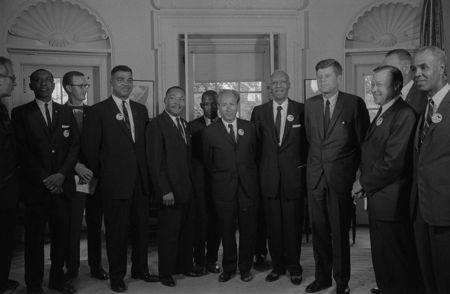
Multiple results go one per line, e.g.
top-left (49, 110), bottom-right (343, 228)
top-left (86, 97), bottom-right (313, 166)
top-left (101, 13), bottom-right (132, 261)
top-left (305, 59), bottom-right (369, 294)
top-left (147, 86), bottom-right (201, 287)
top-left (62, 71), bottom-right (108, 282)
top-left (352, 65), bottom-right (421, 294)
top-left (189, 90), bottom-right (221, 274)
top-left (82, 65), bottom-right (158, 293)
top-left (11, 69), bottom-right (79, 294)
top-left (251, 70), bottom-right (307, 285)
top-left (203, 89), bottom-right (259, 283)
top-left (411, 46), bottom-right (450, 294)
top-left (383, 49), bottom-right (427, 116)
top-left (0, 56), bottom-right (19, 294)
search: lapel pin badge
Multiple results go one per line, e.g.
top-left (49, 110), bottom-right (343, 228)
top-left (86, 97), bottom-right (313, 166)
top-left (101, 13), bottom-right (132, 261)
top-left (116, 113), bottom-right (124, 121)
top-left (63, 130), bottom-right (70, 137)
top-left (287, 114), bottom-right (294, 122)
top-left (431, 113), bottom-right (442, 123)
top-left (238, 129), bottom-right (244, 136)
top-left (376, 117), bottom-right (383, 126)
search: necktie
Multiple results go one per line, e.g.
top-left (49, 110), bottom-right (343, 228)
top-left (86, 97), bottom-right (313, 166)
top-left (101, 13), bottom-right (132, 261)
top-left (420, 98), bottom-right (435, 148)
top-left (228, 123), bottom-right (236, 143)
top-left (176, 117), bottom-right (186, 143)
top-left (373, 106), bottom-right (383, 122)
top-left (324, 99), bottom-right (330, 134)
top-left (44, 103), bottom-right (52, 128)
top-left (275, 105), bottom-right (282, 144)
top-left (122, 100), bottom-right (131, 131)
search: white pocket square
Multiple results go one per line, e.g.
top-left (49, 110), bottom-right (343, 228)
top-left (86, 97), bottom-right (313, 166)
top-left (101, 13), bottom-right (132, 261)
top-left (62, 125), bottom-right (70, 128)
top-left (292, 124), bottom-right (302, 128)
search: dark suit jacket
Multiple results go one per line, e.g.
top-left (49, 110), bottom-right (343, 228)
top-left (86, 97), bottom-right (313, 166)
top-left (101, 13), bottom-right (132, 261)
top-left (188, 116), bottom-right (209, 199)
top-left (11, 100), bottom-right (79, 203)
top-left (81, 97), bottom-right (150, 199)
top-left (405, 83), bottom-right (427, 116)
top-left (412, 89), bottom-right (450, 226)
top-left (202, 118), bottom-right (258, 206)
top-left (360, 98), bottom-right (416, 221)
top-left (251, 99), bottom-right (307, 199)
top-left (147, 111), bottom-right (192, 204)
top-left (305, 92), bottom-right (370, 195)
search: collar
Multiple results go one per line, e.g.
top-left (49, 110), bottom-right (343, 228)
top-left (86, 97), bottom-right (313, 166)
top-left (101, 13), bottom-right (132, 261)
top-left (322, 91), bottom-right (338, 104)
top-left (401, 80), bottom-right (414, 98)
top-left (273, 98), bottom-right (288, 111)
top-left (165, 110), bottom-right (181, 123)
top-left (35, 98), bottom-right (53, 107)
top-left (379, 96), bottom-right (400, 116)
top-left (222, 117), bottom-right (237, 130)
top-left (67, 100), bottom-right (86, 107)
top-left (112, 94), bottom-right (130, 105)
top-left (430, 83), bottom-right (450, 109)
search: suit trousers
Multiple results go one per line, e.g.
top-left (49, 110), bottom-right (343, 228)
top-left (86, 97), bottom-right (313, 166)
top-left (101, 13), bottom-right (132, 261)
top-left (414, 206), bottom-right (450, 294)
top-left (264, 196), bottom-right (303, 275)
top-left (308, 174), bottom-right (352, 286)
top-left (369, 217), bottom-right (422, 294)
top-left (254, 197), bottom-right (268, 257)
top-left (85, 190), bottom-right (104, 269)
top-left (158, 200), bottom-right (195, 275)
top-left (24, 193), bottom-right (71, 289)
top-left (65, 192), bottom-right (86, 272)
top-left (215, 186), bottom-right (257, 275)
top-left (103, 176), bottom-right (149, 283)
top-left (0, 175), bottom-right (19, 291)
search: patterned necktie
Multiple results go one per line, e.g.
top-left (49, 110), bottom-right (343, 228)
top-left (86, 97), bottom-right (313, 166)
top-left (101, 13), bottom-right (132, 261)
top-left (420, 98), bottom-right (434, 148)
top-left (122, 100), bottom-right (131, 130)
top-left (176, 117), bottom-right (186, 143)
top-left (44, 103), bottom-right (52, 128)
top-left (228, 123), bottom-right (236, 143)
top-left (324, 99), bottom-right (330, 134)
top-left (275, 105), bottom-right (282, 144)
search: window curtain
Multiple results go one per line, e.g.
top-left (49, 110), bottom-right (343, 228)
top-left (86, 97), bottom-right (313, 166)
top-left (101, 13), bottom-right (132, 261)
top-left (420, 0), bottom-right (445, 48)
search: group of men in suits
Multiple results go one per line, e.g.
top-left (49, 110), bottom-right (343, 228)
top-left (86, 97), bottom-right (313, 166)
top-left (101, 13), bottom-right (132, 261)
top-left (1, 44), bottom-right (450, 294)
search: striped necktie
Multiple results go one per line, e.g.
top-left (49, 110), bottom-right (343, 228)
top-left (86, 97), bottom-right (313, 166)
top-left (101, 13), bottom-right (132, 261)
top-left (419, 98), bottom-right (434, 148)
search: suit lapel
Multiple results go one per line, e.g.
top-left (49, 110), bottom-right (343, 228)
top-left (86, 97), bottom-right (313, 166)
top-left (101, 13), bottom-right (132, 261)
top-left (50, 103), bottom-right (60, 136)
top-left (162, 111), bottom-right (187, 145)
top-left (107, 97), bottom-right (134, 143)
top-left (264, 102), bottom-right (279, 145)
top-left (424, 91), bottom-right (450, 140)
top-left (219, 118), bottom-right (236, 146)
top-left (325, 93), bottom-right (344, 138)
top-left (280, 99), bottom-right (294, 147)
top-left (30, 101), bottom-right (51, 139)
top-left (313, 97), bottom-right (325, 140)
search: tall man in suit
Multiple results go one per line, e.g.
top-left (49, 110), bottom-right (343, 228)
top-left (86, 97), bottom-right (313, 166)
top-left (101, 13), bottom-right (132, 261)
top-left (352, 65), bottom-right (421, 294)
top-left (82, 65), bottom-right (158, 293)
top-left (11, 69), bottom-right (79, 294)
top-left (189, 90), bottom-right (221, 274)
top-left (383, 49), bottom-right (427, 116)
top-left (251, 70), bottom-right (307, 285)
top-left (411, 46), bottom-right (450, 294)
top-left (203, 89), bottom-right (259, 283)
top-left (62, 71), bottom-right (108, 282)
top-left (0, 56), bottom-right (19, 294)
top-left (147, 86), bottom-right (201, 287)
top-left (305, 59), bottom-right (369, 294)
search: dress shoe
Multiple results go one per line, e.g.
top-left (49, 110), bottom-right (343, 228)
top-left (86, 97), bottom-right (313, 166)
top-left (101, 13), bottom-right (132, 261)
top-left (290, 274), bottom-right (303, 285)
top-left (48, 282), bottom-right (76, 294)
top-left (305, 280), bottom-right (332, 293)
top-left (110, 280), bottom-right (127, 293)
top-left (26, 287), bottom-right (45, 294)
top-left (218, 272), bottom-right (235, 282)
top-left (370, 288), bottom-right (380, 294)
top-left (240, 272), bottom-right (254, 282)
top-left (64, 270), bottom-right (78, 281)
top-left (253, 254), bottom-right (269, 270)
top-left (3, 279), bottom-right (19, 292)
top-left (131, 272), bottom-right (159, 282)
top-left (265, 271), bottom-right (281, 282)
top-left (206, 262), bottom-right (221, 274)
top-left (336, 284), bottom-right (350, 294)
top-left (159, 275), bottom-right (175, 287)
top-left (183, 267), bottom-right (205, 277)
top-left (90, 267), bottom-right (109, 280)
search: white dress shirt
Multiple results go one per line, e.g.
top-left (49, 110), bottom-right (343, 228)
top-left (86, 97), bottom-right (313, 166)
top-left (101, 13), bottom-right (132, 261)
top-left (379, 96), bottom-right (400, 116)
top-left (165, 110), bottom-right (187, 143)
top-left (429, 83), bottom-right (450, 113)
top-left (273, 98), bottom-right (288, 145)
top-left (112, 95), bottom-right (135, 142)
top-left (401, 80), bottom-right (414, 100)
top-left (222, 118), bottom-right (237, 141)
top-left (35, 98), bottom-right (53, 125)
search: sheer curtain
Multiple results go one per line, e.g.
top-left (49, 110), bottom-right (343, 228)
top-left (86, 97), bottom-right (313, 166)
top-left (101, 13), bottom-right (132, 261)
top-left (420, 0), bottom-right (444, 48)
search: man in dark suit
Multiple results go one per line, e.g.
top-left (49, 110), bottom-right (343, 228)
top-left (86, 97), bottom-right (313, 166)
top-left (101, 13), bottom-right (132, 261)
top-left (11, 69), bottom-right (79, 294)
top-left (251, 70), bottom-right (307, 285)
top-left (411, 46), bottom-right (450, 294)
top-left (383, 49), bottom-right (427, 116)
top-left (305, 59), bottom-right (369, 294)
top-left (203, 89), bottom-right (259, 283)
top-left (352, 65), bottom-right (421, 294)
top-left (147, 86), bottom-right (201, 287)
top-left (82, 65), bottom-right (158, 293)
top-left (0, 56), bottom-right (20, 294)
top-left (189, 90), bottom-right (221, 274)
top-left (62, 71), bottom-right (108, 282)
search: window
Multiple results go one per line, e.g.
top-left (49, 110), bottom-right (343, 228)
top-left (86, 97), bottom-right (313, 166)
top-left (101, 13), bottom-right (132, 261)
top-left (52, 78), bottom-right (68, 105)
top-left (193, 81), bottom-right (262, 120)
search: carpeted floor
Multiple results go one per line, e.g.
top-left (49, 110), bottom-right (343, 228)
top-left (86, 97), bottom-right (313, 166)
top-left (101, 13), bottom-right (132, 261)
top-left (8, 227), bottom-right (376, 294)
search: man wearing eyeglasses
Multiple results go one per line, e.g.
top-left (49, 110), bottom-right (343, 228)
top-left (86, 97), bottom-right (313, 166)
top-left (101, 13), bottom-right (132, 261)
top-left (0, 56), bottom-right (20, 294)
top-left (62, 71), bottom-right (109, 283)
top-left (11, 69), bottom-right (79, 294)
top-left (82, 65), bottom-right (158, 293)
